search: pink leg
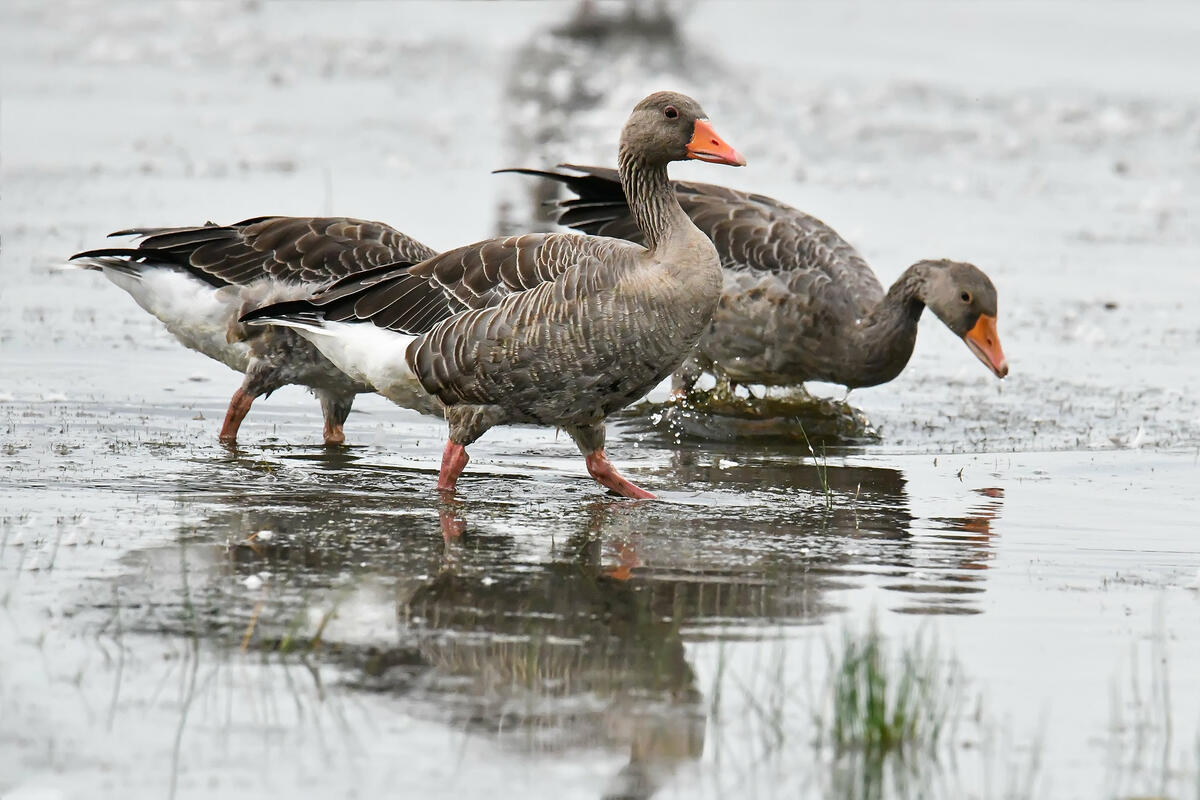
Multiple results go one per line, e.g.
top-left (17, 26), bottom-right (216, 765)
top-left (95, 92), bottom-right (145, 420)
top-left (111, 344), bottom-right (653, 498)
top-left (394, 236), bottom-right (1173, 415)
top-left (219, 388), bottom-right (255, 444)
top-left (323, 420), bottom-right (345, 446)
top-left (584, 449), bottom-right (656, 500)
top-left (437, 441), bottom-right (470, 493)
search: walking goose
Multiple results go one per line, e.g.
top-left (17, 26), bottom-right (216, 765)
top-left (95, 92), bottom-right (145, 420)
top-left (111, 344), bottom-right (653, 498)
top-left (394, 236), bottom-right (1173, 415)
top-left (242, 91), bottom-right (745, 498)
top-left (500, 165), bottom-right (1008, 394)
top-left (70, 217), bottom-right (437, 444)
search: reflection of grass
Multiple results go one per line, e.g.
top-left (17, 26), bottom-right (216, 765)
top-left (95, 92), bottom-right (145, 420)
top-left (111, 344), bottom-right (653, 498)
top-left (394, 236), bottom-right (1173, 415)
top-left (702, 621), bottom-right (1046, 799)
top-left (1105, 605), bottom-right (1200, 800)
top-left (815, 622), bottom-right (989, 800)
top-left (818, 621), bottom-right (953, 757)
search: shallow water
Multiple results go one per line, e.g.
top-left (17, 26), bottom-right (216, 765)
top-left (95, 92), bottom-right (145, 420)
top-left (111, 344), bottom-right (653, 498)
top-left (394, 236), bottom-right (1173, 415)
top-left (3, 2), bottom-right (1200, 799)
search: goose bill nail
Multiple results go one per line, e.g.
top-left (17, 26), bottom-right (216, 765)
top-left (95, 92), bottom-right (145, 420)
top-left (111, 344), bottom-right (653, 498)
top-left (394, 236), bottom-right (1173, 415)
top-left (963, 314), bottom-right (1009, 378)
top-left (686, 120), bottom-right (746, 166)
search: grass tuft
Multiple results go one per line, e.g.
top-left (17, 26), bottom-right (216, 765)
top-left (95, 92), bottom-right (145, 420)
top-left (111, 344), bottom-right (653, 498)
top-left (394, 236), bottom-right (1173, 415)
top-left (798, 423), bottom-right (834, 512)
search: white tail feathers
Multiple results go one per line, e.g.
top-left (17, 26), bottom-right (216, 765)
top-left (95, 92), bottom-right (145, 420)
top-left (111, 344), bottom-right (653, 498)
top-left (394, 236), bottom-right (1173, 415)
top-left (272, 320), bottom-right (426, 408)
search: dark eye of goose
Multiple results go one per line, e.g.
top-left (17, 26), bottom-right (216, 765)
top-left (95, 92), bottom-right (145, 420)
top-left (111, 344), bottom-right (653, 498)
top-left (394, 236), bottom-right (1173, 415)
top-left (664, 105), bottom-right (679, 119)
top-left (961, 291), bottom-right (972, 303)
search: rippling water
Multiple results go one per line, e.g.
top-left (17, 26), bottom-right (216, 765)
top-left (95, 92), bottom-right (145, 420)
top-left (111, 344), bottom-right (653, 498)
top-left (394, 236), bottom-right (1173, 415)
top-left (2, 2), bottom-right (1199, 799)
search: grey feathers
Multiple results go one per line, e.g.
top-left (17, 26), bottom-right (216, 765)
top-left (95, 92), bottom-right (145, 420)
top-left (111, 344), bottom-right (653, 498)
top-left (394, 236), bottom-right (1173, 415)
top-left (72, 216), bottom-right (438, 289)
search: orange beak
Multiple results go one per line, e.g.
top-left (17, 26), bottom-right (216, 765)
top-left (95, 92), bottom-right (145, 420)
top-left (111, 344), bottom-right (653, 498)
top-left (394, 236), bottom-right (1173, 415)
top-left (686, 119), bottom-right (746, 166)
top-left (963, 314), bottom-right (1009, 378)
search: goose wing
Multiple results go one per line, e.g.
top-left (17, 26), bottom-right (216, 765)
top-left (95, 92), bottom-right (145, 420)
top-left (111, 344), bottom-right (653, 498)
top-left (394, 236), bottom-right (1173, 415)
top-left (244, 231), bottom-right (639, 335)
top-left (502, 165), bottom-right (878, 296)
top-left (71, 216), bottom-right (437, 288)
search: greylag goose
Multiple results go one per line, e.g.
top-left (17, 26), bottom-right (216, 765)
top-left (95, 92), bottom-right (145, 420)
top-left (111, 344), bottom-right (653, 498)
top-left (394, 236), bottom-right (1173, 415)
top-left (242, 91), bottom-right (745, 498)
top-left (499, 166), bottom-right (1008, 394)
top-left (70, 217), bottom-right (437, 444)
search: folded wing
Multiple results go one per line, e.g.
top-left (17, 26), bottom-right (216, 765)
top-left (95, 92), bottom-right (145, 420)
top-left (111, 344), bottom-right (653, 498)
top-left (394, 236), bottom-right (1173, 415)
top-left (502, 164), bottom-right (876, 292)
top-left (72, 216), bottom-right (437, 288)
top-left (244, 231), bottom-right (639, 334)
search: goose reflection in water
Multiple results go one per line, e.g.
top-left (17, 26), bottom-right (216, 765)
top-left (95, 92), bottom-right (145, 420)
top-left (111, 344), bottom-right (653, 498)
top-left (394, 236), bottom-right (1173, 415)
top-left (99, 457), bottom-right (1004, 798)
top-left (421, 476), bottom-right (1005, 793)
top-left (420, 500), bottom-right (706, 799)
top-left (649, 450), bottom-right (1007, 614)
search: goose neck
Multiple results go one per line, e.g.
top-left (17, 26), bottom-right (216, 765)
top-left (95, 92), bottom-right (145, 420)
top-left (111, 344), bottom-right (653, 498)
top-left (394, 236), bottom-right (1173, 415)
top-left (852, 265), bottom-right (927, 385)
top-left (618, 149), bottom-right (686, 253)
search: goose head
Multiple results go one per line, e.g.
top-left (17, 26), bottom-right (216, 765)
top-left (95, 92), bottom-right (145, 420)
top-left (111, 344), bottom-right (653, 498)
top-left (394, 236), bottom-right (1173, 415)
top-left (620, 91), bottom-right (745, 167)
top-left (918, 259), bottom-right (1009, 378)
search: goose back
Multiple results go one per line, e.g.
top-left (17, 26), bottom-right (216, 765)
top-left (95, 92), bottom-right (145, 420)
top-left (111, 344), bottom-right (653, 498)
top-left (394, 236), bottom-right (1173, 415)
top-left (506, 166), bottom-right (889, 386)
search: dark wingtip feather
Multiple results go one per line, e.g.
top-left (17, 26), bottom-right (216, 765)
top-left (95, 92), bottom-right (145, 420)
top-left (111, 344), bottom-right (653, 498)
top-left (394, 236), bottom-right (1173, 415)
top-left (228, 215), bottom-right (279, 228)
top-left (239, 299), bottom-right (325, 326)
top-left (107, 227), bottom-right (185, 238)
top-left (496, 166), bottom-right (630, 225)
top-left (493, 167), bottom-right (572, 179)
top-left (316, 260), bottom-right (417, 294)
top-left (70, 247), bottom-right (158, 261)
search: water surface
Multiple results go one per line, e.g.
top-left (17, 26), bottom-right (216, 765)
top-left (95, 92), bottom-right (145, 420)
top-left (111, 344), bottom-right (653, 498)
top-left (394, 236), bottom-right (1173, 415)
top-left (3, 2), bottom-right (1199, 798)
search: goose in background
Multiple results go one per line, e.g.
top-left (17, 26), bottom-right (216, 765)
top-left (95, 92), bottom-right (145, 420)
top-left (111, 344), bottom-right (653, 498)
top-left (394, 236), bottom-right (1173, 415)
top-left (501, 165), bottom-right (1008, 397)
top-left (70, 217), bottom-right (438, 445)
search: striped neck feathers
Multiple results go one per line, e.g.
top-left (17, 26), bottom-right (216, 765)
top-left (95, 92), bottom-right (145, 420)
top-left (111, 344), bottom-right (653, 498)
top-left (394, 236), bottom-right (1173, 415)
top-left (618, 148), bottom-right (688, 253)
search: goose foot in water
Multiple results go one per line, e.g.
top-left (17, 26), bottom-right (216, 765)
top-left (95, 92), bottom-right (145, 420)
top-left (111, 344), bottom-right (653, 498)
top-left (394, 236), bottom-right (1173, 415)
top-left (585, 449), bottom-right (656, 500)
top-left (437, 441), bottom-right (470, 493)
top-left (322, 422), bottom-right (345, 446)
top-left (219, 388), bottom-right (256, 444)
top-left (318, 389), bottom-right (354, 446)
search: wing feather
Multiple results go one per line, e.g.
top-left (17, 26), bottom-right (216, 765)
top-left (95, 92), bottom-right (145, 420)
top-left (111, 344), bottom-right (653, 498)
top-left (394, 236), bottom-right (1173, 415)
top-left (72, 216), bottom-right (437, 288)
top-left (499, 165), bottom-right (879, 295)
top-left (242, 232), bottom-right (638, 340)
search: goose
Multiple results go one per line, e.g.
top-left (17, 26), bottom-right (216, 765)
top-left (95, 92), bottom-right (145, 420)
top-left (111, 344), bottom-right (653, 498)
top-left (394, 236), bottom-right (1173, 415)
top-left (499, 165), bottom-right (1008, 396)
top-left (70, 217), bottom-right (438, 444)
top-left (242, 91), bottom-right (745, 499)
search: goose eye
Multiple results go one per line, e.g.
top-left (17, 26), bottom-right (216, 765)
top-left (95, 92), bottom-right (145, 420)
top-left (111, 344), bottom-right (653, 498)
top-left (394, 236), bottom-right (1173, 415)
top-left (961, 291), bottom-right (972, 303)
top-left (664, 105), bottom-right (679, 119)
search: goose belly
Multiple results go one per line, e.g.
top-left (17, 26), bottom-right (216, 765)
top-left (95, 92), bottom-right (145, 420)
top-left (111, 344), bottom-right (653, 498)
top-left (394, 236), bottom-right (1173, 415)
top-left (436, 287), bottom-right (708, 427)
top-left (103, 267), bottom-right (251, 372)
top-left (696, 270), bottom-right (825, 385)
